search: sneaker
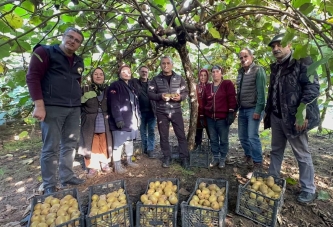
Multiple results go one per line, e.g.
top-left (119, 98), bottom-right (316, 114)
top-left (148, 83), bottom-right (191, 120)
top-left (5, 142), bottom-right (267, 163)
top-left (210, 158), bottom-right (219, 168)
top-left (297, 191), bottom-right (316, 204)
top-left (253, 162), bottom-right (263, 172)
top-left (162, 156), bottom-right (171, 168)
top-left (148, 150), bottom-right (158, 159)
top-left (237, 155), bottom-right (254, 168)
top-left (44, 186), bottom-right (57, 195)
top-left (87, 169), bottom-right (98, 179)
top-left (218, 159), bottom-right (226, 169)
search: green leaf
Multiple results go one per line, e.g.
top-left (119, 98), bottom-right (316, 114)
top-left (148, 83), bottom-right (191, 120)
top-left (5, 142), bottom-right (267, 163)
top-left (281, 28), bottom-right (295, 47)
top-left (193, 15), bottom-right (200, 23)
top-left (299, 3), bottom-right (315, 15)
top-left (208, 27), bottom-right (221, 39)
top-left (295, 102), bottom-right (306, 126)
top-left (317, 190), bottom-right (330, 200)
top-left (19, 131), bottom-right (29, 139)
top-left (0, 20), bottom-right (11, 33)
top-left (0, 44), bottom-right (10, 59)
top-left (29, 16), bottom-right (42, 26)
top-left (20, 1), bottom-right (35, 12)
top-left (293, 44), bottom-right (308, 60)
top-left (286, 177), bottom-right (298, 185)
top-left (292, 0), bottom-right (311, 8)
top-left (154, 0), bottom-right (165, 6)
top-left (307, 57), bottom-right (331, 76)
top-left (61, 14), bottom-right (75, 23)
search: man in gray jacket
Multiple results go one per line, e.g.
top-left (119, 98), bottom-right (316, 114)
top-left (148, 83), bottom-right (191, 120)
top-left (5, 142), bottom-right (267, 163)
top-left (148, 56), bottom-right (189, 169)
top-left (264, 34), bottom-right (320, 204)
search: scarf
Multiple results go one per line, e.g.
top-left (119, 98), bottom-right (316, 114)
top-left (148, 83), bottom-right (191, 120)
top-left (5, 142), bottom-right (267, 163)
top-left (91, 83), bottom-right (107, 96)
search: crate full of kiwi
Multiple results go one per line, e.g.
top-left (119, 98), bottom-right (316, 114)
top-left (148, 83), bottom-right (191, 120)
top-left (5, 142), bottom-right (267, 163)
top-left (181, 178), bottom-right (229, 227)
top-left (86, 180), bottom-right (133, 227)
top-left (136, 178), bottom-right (179, 227)
top-left (28, 188), bottom-right (84, 227)
top-left (236, 172), bottom-right (286, 227)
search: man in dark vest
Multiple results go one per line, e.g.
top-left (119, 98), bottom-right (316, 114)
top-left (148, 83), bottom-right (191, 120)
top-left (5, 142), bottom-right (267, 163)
top-left (264, 34), bottom-right (319, 204)
top-left (148, 56), bottom-right (189, 169)
top-left (236, 48), bottom-right (266, 171)
top-left (130, 66), bottom-right (157, 158)
top-left (26, 27), bottom-right (85, 195)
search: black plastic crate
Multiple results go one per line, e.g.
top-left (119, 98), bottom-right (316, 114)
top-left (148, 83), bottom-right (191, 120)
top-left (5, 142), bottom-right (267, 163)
top-left (181, 178), bottom-right (229, 227)
top-left (136, 178), bottom-right (180, 227)
top-left (27, 188), bottom-right (84, 227)
top-left (86, 180), bottom-right (134, 227)
top-left (235, 172), bottom-right (286, 227)
top-left (133, 139), bottom-right (143, 155)
top-left (189, 144), bottom-right (212, 168)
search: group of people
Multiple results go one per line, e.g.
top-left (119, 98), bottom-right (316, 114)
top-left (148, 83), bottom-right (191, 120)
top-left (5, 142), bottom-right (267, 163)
top-left (26, 27), bottom-right (319, 204)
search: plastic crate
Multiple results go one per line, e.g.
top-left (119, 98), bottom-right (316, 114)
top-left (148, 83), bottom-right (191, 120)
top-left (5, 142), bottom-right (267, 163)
top-left (235, 172), bottom-right (286, 227)
top-left (86, 180), bottom-right (134, 227)
top-left (133, 139), bottom-right (143, 155)
top-left (181, 178), bottom-right (229, 227)
top-left (189, 144), bottom-right (212, 168)
top-left (136, 178), bottom-right (180, 227)
top-left (27, 188), bottom-right (84, 227)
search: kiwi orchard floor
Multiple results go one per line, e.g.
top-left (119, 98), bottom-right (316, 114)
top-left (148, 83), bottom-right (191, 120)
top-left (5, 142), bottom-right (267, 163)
top-left (0, 120), bottom-right (332, 227)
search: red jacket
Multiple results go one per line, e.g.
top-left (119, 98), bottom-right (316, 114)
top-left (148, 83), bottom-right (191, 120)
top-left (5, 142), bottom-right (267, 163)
top-left (203, 80), bottom-right (237, 119)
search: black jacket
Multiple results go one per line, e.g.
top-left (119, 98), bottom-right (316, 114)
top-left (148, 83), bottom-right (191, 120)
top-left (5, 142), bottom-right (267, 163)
top-left (130, 78), bottom-right (156, 114)
top-left (148, 71), bottom-right (188, 114)
top-left (40, 44), bottom-right (84, 107)
top-left (107, 79), bottom-right (140, 131)
top-left (264, 55), bottom-right (320, 137)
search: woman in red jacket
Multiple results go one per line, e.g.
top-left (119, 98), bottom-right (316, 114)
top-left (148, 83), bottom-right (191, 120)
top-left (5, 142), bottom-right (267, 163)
top-left (203, 66), bottom-right (237, 168)
top-left (195, 68), bottom-right (210, 150)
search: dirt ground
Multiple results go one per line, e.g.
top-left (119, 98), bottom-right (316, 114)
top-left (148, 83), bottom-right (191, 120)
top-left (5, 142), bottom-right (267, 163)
top-left (0, 120), bottom-right (332, 227)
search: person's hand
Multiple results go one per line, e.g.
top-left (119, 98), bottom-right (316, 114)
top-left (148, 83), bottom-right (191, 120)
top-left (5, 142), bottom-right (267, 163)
top-left (295, 119), bottom-right (308, 132)
top-left (32, 106), bottom-right (46, 121)
top-left (171, 93), bottom-right (181, 101)
top-left (199, 116), bottom-right (205, 128)
top-left (253, 113), bottom-right (260, 120)
top-left (162, 93), bottom-right (170, 101)
top-left (116, 121), bottom-right (124, 129)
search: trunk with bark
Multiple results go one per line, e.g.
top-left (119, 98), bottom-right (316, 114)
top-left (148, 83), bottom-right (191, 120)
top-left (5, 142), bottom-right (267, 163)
top-left (176, 44), bottom-right (198, 151)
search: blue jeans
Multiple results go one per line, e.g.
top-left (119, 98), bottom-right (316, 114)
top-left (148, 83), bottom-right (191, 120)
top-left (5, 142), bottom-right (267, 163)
top-left (140, 111), bottom-right (156, 151)
top-left (41, 106), bottom-right (80, 189)
top-left (238, 107), bottom-right (263, 163)
top-left (206, 117), bottom-right (230, 160)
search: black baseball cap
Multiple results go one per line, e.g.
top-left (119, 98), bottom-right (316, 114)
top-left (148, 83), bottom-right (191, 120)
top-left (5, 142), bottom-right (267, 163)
top-left (268, 34), bottom-right (285, 47)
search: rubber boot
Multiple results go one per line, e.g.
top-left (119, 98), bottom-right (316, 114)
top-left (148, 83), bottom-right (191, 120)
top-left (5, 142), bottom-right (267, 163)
top-left (114, 161), bottom-right (127, 174)
top-left (127, 156), bottom-right (139, 168)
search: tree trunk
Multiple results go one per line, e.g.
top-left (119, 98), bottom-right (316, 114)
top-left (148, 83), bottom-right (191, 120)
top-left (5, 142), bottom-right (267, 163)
top-left (176, 44), bottom-right (198, 151)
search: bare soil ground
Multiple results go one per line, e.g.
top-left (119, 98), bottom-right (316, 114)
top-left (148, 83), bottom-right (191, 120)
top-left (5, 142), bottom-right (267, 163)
top-left (0, 121), bottom-right (332, 227)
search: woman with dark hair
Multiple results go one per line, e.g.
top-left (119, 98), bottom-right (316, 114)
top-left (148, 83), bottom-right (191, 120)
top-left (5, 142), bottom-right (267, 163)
top-left (107, 65), bottom-right (140, 174)
top-left (195, 68), bottom-right (210, 150)
top-left (202, 66), bottom-right (237, 168)
top-left (78, 67), bottom-right (113, 178)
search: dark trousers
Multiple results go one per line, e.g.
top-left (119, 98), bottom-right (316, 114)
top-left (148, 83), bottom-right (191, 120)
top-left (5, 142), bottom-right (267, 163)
top-left (156, 112), bottom-right (189, 159)
top-left (195, 127), bottom-right (210, 145)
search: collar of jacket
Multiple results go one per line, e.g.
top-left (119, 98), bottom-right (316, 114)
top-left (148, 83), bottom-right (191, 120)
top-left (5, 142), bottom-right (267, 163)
top-left (157, 71), bottom-right (178, 77)
top-left (270, 51), bottom-right (295, 70)
top-left (238, 62), bottom-right (256, 74)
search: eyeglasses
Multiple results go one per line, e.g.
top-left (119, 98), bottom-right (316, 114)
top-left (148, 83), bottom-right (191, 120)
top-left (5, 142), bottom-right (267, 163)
top-left (66, 35), bottom-right (82, 44)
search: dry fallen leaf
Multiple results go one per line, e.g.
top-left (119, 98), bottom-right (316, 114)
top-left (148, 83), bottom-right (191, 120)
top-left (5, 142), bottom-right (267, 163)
top-left (5, 204), bottom-right (17, 213)
top-left (179, 188), bottom-right (190, 196)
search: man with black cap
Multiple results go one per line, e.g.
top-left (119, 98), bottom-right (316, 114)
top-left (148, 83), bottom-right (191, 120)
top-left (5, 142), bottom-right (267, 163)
top-left (264, 34), bottom-right (320, 204)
